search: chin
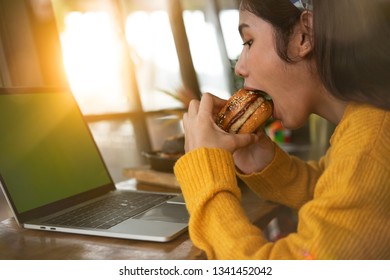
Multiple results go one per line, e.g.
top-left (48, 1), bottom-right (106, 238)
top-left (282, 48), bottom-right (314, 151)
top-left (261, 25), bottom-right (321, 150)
top-left (281, 117), bottom-right (308, 130)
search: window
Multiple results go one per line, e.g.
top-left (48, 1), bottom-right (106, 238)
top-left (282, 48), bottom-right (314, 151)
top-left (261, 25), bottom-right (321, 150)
top-left (52, 0), bottom-right (139, 115)
top-left (219, 9), bottom-right (241, 60)
top-left (125, 9), bottom-right (184, 111)
top-left (182, 0), bottom-right (241, 95)
top-left (183, 9), bottom-right (231, 98)
top-left (52, 0), bottom-right (240, 114)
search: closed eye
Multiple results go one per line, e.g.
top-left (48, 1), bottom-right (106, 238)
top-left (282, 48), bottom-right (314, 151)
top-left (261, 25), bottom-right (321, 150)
top-left (242, 40), bottom-right (253, 48)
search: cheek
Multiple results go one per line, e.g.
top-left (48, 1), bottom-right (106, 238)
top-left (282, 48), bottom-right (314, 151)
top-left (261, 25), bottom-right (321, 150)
top-left (251, 51), bottom-right (287, 88)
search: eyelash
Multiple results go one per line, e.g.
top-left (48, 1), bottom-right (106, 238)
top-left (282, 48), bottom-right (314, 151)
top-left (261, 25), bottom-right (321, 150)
top-left (242, 40), bottom-right (253, 48)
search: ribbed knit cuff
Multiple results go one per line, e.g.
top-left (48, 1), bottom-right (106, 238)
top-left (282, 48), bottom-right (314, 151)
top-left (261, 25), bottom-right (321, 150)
top-left (174, 148), bottom-right (241, 213)
top-left (237, 144), bottom-right (292, 201)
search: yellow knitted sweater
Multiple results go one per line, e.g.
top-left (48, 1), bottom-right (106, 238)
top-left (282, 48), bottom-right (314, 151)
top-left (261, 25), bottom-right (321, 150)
top-left (174, 103), bottom-right (390, 259)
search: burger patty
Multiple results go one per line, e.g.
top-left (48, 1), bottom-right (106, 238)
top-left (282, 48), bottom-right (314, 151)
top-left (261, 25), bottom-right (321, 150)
top-left (228, 96), bottom-right (265, 133)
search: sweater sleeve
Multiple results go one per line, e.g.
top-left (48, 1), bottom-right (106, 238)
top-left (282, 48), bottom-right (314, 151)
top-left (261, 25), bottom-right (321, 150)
top-left (174, 148), bottom-right (306, 259)
top-left (238, 144), bottom-right (325, 210)
top-left (174, 147), bottom-right (390, 260)
top-left (174, 104), bottom-right (390, 260)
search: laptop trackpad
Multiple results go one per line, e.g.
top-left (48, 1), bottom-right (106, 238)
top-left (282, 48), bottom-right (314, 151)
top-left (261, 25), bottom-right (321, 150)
top-left (134, 203), bottom-right (189, 223)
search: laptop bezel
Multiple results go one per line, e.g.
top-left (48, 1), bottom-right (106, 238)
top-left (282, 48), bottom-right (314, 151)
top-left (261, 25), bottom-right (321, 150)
top-left (0, 87), bottom-right (116, 225)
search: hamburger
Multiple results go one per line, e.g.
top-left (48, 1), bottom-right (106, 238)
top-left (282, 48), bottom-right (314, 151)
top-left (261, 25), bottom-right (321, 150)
top-left (216, 89), bottom-right (273, 134)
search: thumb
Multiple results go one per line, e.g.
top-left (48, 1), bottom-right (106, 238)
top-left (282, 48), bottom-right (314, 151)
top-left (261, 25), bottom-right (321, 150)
top-left (232, 133), bottom-right (259, 150)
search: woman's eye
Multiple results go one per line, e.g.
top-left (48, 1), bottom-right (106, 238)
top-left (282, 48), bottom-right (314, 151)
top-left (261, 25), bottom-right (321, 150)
top-left (242, 40), bottom-right (253, 48)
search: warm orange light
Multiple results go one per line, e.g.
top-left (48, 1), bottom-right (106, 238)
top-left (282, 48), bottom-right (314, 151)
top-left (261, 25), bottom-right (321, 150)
top-left (60, 11), bottom-right (128, 114)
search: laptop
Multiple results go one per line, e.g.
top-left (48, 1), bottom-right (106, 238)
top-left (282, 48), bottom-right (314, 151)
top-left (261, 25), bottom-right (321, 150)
top-left (0, 87), bottom-right (188, 242)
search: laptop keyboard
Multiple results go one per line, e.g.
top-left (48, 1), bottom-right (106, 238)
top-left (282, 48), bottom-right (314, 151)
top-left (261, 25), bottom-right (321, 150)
top-left (45, 192), bottom-right (175, 229)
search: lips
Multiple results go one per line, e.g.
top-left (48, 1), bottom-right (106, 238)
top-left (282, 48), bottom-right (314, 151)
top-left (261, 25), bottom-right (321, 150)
top-left (243, 86), bottom-right (260, 92)
top-left (244, 87), bottom-right (272, 102)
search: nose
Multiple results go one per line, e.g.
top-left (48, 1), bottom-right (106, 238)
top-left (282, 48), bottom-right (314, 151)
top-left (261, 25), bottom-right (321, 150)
top-left (234, 55), bottom-right (248, 78)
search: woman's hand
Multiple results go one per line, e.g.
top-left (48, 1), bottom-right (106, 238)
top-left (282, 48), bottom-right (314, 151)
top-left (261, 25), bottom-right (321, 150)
top-left (183, 93), bottom-right (258, 153)
top-left (182, 93), bottom-right (275, 174)
top-left (233, 130), bottom-right (275, 174)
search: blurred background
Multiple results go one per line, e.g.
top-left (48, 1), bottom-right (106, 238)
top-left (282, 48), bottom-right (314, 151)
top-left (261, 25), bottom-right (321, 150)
top-left (0, 0), bottom-right (333, 229)
top-left (0, 0), bottom-right (246, 181)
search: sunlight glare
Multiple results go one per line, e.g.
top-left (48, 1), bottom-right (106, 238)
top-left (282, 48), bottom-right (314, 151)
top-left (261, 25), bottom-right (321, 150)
top-left (60, 11), bottom-right (128, 114)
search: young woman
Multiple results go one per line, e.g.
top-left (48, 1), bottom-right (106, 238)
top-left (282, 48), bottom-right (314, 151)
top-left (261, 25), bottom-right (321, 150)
top-left (174, 0), bottom-right (390, 259)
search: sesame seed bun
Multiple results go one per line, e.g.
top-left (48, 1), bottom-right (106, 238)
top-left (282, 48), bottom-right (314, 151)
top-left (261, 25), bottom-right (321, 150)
top-left (216, 89), bottom-right (273, 134)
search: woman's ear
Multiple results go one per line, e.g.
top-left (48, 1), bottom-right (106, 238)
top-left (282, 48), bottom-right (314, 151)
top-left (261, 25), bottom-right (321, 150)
top-left (298, 11), bottom-right (314, 57)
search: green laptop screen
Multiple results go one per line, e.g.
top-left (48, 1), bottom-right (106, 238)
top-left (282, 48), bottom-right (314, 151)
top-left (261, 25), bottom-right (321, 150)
top-left (0, 91), bottom-right (112, 213)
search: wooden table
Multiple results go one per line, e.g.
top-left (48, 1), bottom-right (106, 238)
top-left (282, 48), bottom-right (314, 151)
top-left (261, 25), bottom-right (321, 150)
top-left (0, 180), bottom-right (282, 260)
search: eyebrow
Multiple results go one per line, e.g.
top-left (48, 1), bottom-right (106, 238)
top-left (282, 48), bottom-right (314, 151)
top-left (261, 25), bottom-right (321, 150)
top-left (238, 23), bottom-right (250, 37)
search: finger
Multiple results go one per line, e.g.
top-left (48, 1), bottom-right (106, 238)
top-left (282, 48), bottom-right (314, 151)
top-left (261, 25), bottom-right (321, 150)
top-left (187, 99), bottom-right (200, 117)
top-left (233, 133), bottom-right (260, 150)
top-left (182, 112), bottom-right (188, 131)
top-left (181, 113), bottom-right (191, 153)
top-left (212, 95), bottom-right (228, 109)
top-left (255, 129), bottom-right (271, 141)
top-left (203, 92), bottom-right (227, 106)
top-left (255, 129), bottom-right (265, 136)
top-left (198, 93), bottom-right (214, 115)
top-left (202, 92), bottom-right (227, 115)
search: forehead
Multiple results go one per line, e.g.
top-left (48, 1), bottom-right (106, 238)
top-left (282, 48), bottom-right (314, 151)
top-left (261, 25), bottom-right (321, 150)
top-left (238, 10), bottom-right (271, 36)
top-left (239, 9), bottom-right (258, 25)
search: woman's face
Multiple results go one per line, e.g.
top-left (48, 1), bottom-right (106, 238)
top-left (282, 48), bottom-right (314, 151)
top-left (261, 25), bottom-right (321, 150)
top-left (235, 10), bottom-right (321, 129)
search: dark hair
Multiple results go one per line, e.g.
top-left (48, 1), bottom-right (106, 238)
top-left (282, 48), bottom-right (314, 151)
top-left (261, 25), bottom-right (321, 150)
top-left (313, 0), bottom-right (390, 110)
top-left (240, 0), bottom-right (390, 110)
top-left (239, 0), bottom-right (301, 62)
